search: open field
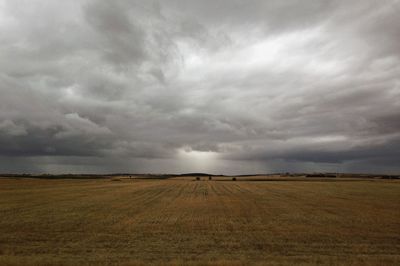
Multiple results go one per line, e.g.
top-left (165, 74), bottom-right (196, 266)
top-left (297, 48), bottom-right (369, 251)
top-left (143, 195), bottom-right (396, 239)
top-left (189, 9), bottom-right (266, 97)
top-left (0, 177), bottom-right (399, 265)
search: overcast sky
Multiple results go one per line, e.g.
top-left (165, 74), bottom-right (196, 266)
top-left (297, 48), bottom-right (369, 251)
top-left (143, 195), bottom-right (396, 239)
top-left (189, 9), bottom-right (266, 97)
top-left (0, 0), bottom-right (399, 174)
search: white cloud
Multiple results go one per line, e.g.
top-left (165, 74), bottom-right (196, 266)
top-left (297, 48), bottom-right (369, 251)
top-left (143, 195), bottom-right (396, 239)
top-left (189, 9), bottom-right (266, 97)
top-left (0, 120), bottom-right (27, 136)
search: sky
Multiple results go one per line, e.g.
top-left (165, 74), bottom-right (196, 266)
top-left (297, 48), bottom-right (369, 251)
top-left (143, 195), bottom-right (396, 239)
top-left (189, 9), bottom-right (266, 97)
top-left (0, 0), bottom-right (400, 174)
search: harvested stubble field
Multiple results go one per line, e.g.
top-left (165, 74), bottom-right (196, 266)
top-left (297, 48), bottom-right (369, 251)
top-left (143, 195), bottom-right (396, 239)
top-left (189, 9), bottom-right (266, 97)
top-left (0, 177), bottom-right (399, 265)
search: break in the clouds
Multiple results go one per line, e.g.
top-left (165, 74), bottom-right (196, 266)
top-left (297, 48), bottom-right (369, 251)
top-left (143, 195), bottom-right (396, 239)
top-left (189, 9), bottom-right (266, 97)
top-left (0, 0), bottom-right (399, 174)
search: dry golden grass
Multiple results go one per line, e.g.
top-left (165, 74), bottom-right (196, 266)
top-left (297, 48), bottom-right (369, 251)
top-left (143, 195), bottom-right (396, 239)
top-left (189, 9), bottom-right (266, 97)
top-left (0, 177), bottom-right (399, 265)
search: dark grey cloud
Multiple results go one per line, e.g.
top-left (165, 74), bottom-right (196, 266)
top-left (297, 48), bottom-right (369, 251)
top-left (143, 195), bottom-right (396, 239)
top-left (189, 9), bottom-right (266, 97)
top-left (0, 0), bottom-right (399, 174)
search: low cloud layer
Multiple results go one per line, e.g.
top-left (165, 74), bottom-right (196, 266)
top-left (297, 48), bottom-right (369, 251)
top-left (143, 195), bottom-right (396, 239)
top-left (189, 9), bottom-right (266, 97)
top-left (1, 0), bottom-right (399, 174)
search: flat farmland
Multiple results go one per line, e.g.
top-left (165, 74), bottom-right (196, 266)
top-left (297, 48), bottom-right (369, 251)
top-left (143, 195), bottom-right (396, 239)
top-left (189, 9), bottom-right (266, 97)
top-left (0, 178), bottom-right (399, 265)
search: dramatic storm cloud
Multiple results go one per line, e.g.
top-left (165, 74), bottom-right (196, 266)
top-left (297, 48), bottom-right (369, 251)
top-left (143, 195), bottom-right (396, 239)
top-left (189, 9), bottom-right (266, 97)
top-left (1, 0), bottom-right (399, 174)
